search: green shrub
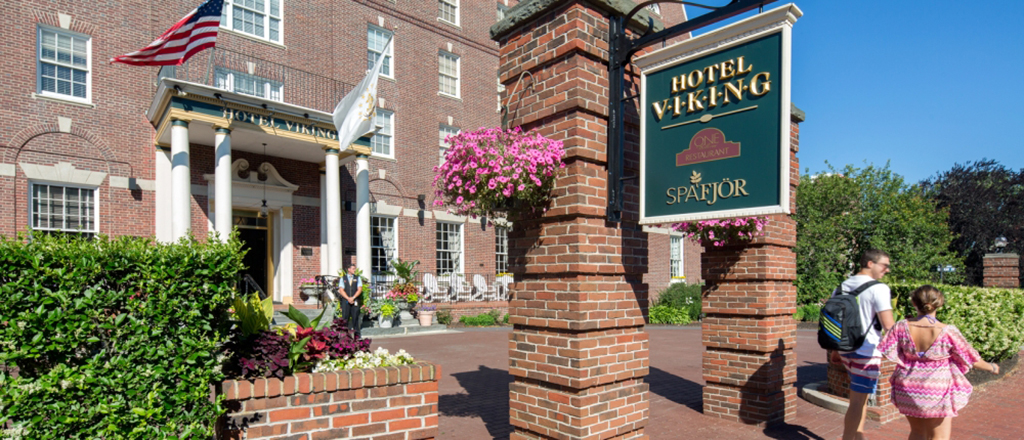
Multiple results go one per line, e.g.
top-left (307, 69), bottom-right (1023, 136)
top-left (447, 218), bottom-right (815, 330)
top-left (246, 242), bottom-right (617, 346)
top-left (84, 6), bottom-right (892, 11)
top-left (0, 232), bottom-right (244, 438)
top-left (436, 309), bottom-right (453, 325)
top-left (459, 313), bottom-right (497, 326)
top-left (487, 309), bottom-right (502, 322)
top-left (655, 282), bottom-right (702, 322)
top-left (649, 305), bottom-right (692, 325)
top-left (794, 304), bottom-right (821, 322)
top-left (892, 283), bottom-right (1024, 362)
top-left (503, 313), bottom-right (510, 325)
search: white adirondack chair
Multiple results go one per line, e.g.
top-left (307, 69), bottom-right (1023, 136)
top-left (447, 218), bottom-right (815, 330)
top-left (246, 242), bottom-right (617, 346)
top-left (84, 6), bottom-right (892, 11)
top-left (450, 274), bottom-right (473, 302)
top-left (496, 274), bottom-right (514, 300)
top-left (421, 273), bottom-right (439, 303)
top-left (472, 274), bottom-right (492, 301)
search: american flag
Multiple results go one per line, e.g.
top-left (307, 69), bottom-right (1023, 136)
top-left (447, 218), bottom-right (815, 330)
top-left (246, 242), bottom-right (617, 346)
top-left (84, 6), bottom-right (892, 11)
top-left (110, 0), bottom-right (224, 66)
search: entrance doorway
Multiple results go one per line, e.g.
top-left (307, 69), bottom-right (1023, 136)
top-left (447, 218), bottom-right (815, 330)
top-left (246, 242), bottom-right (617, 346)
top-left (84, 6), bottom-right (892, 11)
top-left (235, 210), bottom-right (272, 298)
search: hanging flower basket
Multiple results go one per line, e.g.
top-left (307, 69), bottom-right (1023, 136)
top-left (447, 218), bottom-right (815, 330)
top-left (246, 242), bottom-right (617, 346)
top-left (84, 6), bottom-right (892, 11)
top-left (433, 127), bottom-right (566, 218)
top-left (672, 216), bottom-right (769, 247)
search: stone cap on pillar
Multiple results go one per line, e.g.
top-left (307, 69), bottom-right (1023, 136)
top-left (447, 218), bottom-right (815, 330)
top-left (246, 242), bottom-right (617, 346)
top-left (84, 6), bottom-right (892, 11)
top-left (490, 0), bottom-right (665, 40)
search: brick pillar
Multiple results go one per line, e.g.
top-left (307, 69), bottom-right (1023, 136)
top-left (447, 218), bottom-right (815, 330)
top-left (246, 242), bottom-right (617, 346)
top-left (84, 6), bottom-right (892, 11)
top-left (698, 115), bottom-right (802, 427)
top-left (492, 2), bottom-right (654, 438)
top-left (983, 253), bottom-right (1020, 288)
top-left (826, 350), bottom-right (900, 423)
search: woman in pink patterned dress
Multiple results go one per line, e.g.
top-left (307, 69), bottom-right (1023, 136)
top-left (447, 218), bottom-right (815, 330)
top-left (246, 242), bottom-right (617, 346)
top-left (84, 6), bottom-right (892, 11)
top-left (877, 285), bottom-right (1000, 440)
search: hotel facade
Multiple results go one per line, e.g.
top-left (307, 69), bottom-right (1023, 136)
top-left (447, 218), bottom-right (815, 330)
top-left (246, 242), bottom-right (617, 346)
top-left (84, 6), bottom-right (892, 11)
top-left (0, 0), bottom-right (700, 304)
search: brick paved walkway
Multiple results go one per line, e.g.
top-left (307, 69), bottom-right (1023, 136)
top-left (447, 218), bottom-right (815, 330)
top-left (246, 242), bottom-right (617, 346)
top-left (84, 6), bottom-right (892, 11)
top-left (373, 327), bottom-right (1024, 439)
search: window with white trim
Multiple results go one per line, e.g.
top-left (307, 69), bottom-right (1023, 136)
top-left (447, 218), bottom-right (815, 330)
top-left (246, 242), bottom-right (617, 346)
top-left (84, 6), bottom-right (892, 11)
top-left (439, 124), bottom-right (459, 165)
top-left (436, 222), bottom-right (462, 275)
top-left (30, 183), bottom-right (98, 236)
top-left (367, 26), bottom-right (393, 78)
top-left (495, 226), bottom-right (509, 275)
top-left (214, 68), bottom-right (283, 101)
top-left (221, 0), bottom-right (282, 43)
top-left (37, 27), bottom-right (90, 102)
top-left (438, 51), bottom-right (460, 98)
top-left (371, 216), bottom-right (397, 275)
top-left (646, 4), bottom-right (661, 15)
top-left (670, 236), bottom-right (685, 281)
top-left (438, 0), bottom-right (459, 26)
top-left (371, 109), bottom-right (394, 157)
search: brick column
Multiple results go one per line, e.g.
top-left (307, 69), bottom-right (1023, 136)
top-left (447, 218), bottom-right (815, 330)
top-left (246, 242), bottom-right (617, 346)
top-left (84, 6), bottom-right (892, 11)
top-left (983, 253), bottom-right (1020, 288)
top-left (826, 350), bottom-right (900, 423)
top-left (492, 2), bottom-right (656, 438)
top-left (698, 113), bottom-right (803, 426)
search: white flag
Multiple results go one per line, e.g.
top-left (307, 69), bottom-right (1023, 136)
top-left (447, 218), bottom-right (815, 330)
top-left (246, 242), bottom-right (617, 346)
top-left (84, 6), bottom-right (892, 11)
top-left (333, 36), bottom-right (393, 149)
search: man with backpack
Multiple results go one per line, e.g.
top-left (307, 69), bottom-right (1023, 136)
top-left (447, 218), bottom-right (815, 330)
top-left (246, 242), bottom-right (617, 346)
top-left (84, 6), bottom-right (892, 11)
top-left (819, 249), bottom-right (896, 440)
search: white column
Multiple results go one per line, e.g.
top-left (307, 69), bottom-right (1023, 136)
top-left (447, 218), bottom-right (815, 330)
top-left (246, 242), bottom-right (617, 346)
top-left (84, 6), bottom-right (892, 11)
top-left (324, 147), bottom-right (342, 277)
top-left (355, 154), bottom-right (371, 277)
top-left (319, 172), bottom-right (328, 276)
top-left (154, 147), bottom-right (173, 242)
top-left (279, 207), bottom-right (294, 303)
top-left (170, 119), bottom-right (191, 240)
top-left (214, 126), bottom-right (233, 241)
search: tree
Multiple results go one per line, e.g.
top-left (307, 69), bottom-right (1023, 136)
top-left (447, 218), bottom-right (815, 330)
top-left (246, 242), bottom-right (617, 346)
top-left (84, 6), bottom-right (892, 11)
top-left (921, 159), bottom-right (1024, 285)
top-left (794, 162), bottom-right (964, 305)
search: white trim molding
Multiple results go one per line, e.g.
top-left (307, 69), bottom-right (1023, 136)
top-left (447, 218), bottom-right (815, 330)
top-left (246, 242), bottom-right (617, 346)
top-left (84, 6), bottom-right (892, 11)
top-left (19, 162), bottom-right (106, 186)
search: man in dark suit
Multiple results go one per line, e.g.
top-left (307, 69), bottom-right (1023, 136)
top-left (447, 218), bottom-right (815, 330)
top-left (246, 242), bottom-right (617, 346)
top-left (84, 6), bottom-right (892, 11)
top-left (340, 265), bottom-right (363, 332)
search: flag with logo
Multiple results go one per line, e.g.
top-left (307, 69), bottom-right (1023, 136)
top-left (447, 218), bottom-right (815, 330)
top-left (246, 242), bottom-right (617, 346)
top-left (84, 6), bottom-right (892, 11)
top-left (111, 0), bottom-right (223, 66)
top-left (332, 36), bottom-right (393, 149)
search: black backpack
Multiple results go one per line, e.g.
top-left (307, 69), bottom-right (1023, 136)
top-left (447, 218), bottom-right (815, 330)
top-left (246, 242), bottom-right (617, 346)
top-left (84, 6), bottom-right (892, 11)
top-left (818, 280), bottom-right (881, 352)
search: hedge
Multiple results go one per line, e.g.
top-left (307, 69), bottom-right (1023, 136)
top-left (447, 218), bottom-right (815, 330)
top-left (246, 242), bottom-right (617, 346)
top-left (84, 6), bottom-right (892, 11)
top-left (0, 233), bottom-right (244, 438)
top-left (891, 283), bottom-right (1024, 362)
top-left (650, 282), bottom-right (702, 325)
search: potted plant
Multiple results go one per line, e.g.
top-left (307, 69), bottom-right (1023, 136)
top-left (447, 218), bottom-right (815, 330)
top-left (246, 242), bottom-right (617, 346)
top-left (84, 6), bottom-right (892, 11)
top-left (417, 304), bottom-right (437, 326)
top-left (672, 216), bottom-right (769, 248)
top-left (298, 277), bottom-right (318, 304)
top-left (369, 297), bottom-right (398, 328)
top-left (433, 127), bottom-right (565, 219)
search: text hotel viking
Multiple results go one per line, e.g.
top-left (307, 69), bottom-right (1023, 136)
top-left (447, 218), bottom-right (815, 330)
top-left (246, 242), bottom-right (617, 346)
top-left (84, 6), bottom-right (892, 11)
top-left (653, 55), bottom-right (773, 207)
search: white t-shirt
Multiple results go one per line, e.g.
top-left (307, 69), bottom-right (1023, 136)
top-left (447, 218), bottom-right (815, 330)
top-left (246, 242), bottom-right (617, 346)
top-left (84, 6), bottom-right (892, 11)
top-left (831, 275), bottom-right (892, 357)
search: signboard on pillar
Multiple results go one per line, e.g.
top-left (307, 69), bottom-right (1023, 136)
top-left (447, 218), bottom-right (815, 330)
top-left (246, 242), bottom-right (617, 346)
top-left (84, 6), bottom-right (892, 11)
top-left (637, 4), bottom-right (801, 225)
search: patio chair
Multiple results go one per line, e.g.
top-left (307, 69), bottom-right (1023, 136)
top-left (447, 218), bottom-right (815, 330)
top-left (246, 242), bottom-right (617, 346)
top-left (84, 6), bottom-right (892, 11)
top-left (451, 275), bottom-right (474, 302)
top-left (496, 274), bottom-right (514, 301)
top-left (421, 273), bottom-right (439, 303)
top-left (472, 274), bottom-right (493, 301)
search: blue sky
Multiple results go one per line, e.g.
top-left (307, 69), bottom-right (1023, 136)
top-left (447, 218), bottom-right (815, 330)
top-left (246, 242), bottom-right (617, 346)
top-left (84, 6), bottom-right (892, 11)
top-left (682, 1), bottom-right (1024, 184)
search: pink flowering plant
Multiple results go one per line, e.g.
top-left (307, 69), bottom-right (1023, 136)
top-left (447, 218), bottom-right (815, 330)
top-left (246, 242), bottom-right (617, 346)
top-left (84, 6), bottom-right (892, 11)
top-left (433, 127), bottom-right (566, 218)
top-left (672, 216), bottom-right (769, 247)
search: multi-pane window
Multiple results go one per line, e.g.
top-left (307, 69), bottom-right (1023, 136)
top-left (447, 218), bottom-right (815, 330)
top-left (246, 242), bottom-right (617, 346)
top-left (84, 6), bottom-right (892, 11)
top-left (670, 236), bottom-right (684, 281)
top-left (438, 52), bottom-right (460, 98)
top-left (439, 125), bottom-right (459, 165)
top-left (214, 68), bottom-right (283, 101)
top-left (495, 226), bottom-right (509, 274)
top-left (371, 216), bottom-right (397, 275)
top-left (31, 184), bottom-right (97, 235)
top-left (436, 222), bottom-right (462, 275)
top-left (38, 28), bottom-right (90, 101)
top-left (367, 26), bottom-right (393, 78)
top-left (371, 109), bottom-right (394, 157)
top-left (438, 0), bottom-right (459, 25)
top-left (221, 0), bottom-right (282, 43)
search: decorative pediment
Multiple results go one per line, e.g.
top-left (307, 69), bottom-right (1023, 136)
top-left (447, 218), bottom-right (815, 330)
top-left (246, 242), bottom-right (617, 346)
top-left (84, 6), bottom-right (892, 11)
top-left (231, 159), bottom-right (299, 191)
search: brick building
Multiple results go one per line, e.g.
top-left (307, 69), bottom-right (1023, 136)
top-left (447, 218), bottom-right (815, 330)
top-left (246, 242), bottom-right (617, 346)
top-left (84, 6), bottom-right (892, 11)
top-left (0, 0), bottom-right (699, 303)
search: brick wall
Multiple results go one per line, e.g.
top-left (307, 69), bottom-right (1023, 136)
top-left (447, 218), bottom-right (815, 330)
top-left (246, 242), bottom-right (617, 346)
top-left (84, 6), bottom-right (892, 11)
top-left (219, 362), bottom-right (440, 439)
top-left (983, 253), bottom-right (1020, 288)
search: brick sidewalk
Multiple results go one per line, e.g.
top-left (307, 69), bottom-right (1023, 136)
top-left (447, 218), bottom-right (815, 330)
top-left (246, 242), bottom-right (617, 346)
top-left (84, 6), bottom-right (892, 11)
top-left (373, 327), bottom-right (1024, 439)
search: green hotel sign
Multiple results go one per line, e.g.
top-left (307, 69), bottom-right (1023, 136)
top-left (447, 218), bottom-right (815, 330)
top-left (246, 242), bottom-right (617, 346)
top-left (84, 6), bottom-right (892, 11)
top-left (637, 5), bottom-right (800, 225)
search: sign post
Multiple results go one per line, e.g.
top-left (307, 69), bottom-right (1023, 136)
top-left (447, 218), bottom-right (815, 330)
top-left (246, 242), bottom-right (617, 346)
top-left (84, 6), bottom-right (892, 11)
top-left (637, 5), bottom-right (798, 225)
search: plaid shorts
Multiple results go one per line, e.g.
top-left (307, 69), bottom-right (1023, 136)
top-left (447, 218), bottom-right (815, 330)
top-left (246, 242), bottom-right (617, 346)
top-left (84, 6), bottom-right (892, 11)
top-left (840, 352), bottom-right (882, 394)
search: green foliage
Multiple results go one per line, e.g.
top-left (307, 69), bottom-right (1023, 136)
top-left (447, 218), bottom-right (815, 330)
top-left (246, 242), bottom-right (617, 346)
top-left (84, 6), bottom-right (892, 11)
top-left (793, 304), bottom-right (821, 322)
top-left (655, 282), bottom-right (702, 322)
top-left (794, 163), bottom-right (965, 305)
top-left (649, 305), bottom-right (692, 325)
top-left (436, 310), bottom-right (453, 325)
top-left (891, 283), bottom-right (1024, 362)
top-left (284, 304), bottom-right (335, 331)
top-left (385, 259), bottom-right (420, 286)
top-left (487, 309), bottom-right (502, 322)
top-left (922, 160), bottom-right (1024, 285)
top-left (459, 312), bottom-right (497, 326)
top-left (503, 313), bottom-right (510, 325)
top-left (232, 292), bottom-right (274, 336)
top-left (0, 232), bottom-right (244, 438)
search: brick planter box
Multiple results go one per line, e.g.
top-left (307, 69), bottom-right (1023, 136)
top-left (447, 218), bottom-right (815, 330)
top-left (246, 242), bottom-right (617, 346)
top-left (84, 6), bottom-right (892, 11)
top-left (826, 351), bottom-right (899, 423)
top-left (217, 361), bottom-right (440, 439)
